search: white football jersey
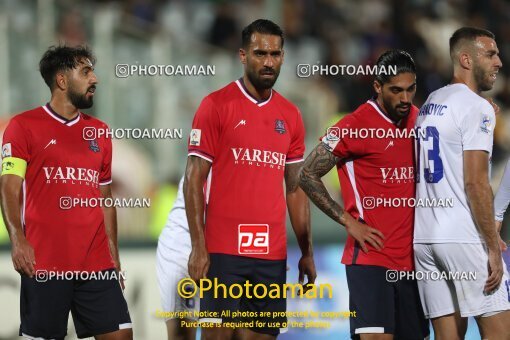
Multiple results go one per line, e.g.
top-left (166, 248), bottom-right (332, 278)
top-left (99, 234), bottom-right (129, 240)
top-left (494, 158), bottom-right (510, 222)
top-left (414, 83), bottom-right (495, 243)
top-left (158, 176), bottom-right (189, 249)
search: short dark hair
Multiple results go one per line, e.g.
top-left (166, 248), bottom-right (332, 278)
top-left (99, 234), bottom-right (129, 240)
top-left (241, 19), bottom-right (284, 48)
top-left (39, 45), bottom-right (96, 90)
top-left (449, 27), bottom-right (495, 58)
top-left (375, 49), bottom-right (416, 84)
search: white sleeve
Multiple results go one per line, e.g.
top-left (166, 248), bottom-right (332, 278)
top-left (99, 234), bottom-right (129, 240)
top-left (494, 159), bottom-right (510, 222)
top-left (460, 100), bottom-right (495, 152)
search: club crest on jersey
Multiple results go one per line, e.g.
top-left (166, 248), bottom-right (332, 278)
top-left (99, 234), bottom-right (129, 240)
top-left (275, 119), bottom-right (286, 134)
top-left (88, 139), bottom-right (100, 153)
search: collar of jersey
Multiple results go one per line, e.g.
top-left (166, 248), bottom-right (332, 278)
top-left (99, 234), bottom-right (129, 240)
top-left (367, 98), bottom-right (401, 126)
top-left (235, 78), bottom-right (273, 107)
top-left (43, 103), bottom-right (81, 126)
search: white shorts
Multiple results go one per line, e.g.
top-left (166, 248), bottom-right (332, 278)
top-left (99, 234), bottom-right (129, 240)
top-left (414, 243), bottom-right (510, 319)
top-left (156, 227), bottom-right (199, 320)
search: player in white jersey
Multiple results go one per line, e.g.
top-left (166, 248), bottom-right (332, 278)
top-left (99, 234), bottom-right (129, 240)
top-left (495, 159), bottom-right (510, 252)
top-left (156, 176), bottom-right (198, 340)
top-left (414, 27), bottom-right (510, 339)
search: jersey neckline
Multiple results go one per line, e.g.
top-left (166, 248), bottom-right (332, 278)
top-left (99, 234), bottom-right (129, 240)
top-left (42, 103), bottom-right (81, 126)
top-left (367, 98), bottom-right (404, 127)
top-left (235, 78), bottom-right (273, 107)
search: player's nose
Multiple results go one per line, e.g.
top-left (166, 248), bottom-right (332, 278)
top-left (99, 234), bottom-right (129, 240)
top-left (495, 55), bottom-right (503, 68)
top-left (400, 92), bottom-right (409, 103)
top-left (90, 72), bottom-right (99, 85)
top-left (263, 56), bottom-right (274, 67)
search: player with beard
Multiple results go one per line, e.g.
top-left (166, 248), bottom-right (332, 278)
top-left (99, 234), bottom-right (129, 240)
top-left (299, 50), bottom-right (429, 339)
top-left (414, 27), bottom-right (510, 338)
top-left (0, 46), bottom-right (132, 339)
top-left (185, 19), bottom-right (316, 339)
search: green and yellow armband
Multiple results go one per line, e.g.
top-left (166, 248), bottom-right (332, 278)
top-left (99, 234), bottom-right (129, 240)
top-left (1, 157), bottom-right (27, 178)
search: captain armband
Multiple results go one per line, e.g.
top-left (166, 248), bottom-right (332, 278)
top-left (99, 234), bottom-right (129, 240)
top-left (1, 157), bottom-right (27, 179)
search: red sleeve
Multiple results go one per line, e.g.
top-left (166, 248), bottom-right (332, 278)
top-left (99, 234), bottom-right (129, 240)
top-left (99, 124), bottom-right (112, 185)
top-left (320, 114), bottom-right (365, 158)
top-left (286, 109), bottom-right (305, 164)
top-left (2, 118), bottom-right (31, 161)
top-left (188, 96), bottom-right (220, 163)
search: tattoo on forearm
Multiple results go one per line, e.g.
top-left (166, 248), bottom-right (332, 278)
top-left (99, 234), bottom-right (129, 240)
top-left (285, 163), bottom-right (302, 193)
top-left (299, 144), bottom-right (345, 224)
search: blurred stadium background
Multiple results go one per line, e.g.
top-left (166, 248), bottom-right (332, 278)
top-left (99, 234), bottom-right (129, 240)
top-left (0, 0), bottom-right (509, 339)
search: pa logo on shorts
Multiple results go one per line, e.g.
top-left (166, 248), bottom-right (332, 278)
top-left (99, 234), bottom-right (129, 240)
top-left (238, 224), bottom-right (269, 254)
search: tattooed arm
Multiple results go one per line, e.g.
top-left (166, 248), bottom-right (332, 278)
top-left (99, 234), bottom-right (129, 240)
top-left (299, 143), bottom-right (384, 253)
top-left (285, 162), bottom-right (316, 287)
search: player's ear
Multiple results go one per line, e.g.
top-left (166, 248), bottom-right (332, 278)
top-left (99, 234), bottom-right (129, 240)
top-left (373, 80), bottom-right (382, 95)
top-left (459, 51), bottom-right (472, 70)
top-left (55, 72), bottom-right (67, 91)
top-left (239, 48), bottom-right (247, 65)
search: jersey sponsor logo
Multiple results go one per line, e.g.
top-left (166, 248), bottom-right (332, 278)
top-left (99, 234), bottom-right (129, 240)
top-left (238, 224), bottom-right (269, 254)
top-left (88, 139), bottom-right (100, 153)
top-left (480, 114), bottom-right (493, 134)
top-left (44, 139), bottom-right (57, 150)
top-left (275, 119), bottom-right (286, 134)
top-left (234, 119), bottom-right (247, 129)
top-left (2, 143), bottom-right (11, 157)
top-left (190, 129), bottom-right (201, 146)
top-left (43, 166), bottom-right (100, 186)
top-left (231, 148), bottom-right (286, 169)
top-left (380, 166), bottom-right (414, 183)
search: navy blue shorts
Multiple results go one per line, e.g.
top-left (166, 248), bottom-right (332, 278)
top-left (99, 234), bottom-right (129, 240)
top-left (346, 265), bottom-right (429, 339)
top-left (200, 254), bottom-right (287, 336)
top-left (19, 268), bottom-right (131, 339)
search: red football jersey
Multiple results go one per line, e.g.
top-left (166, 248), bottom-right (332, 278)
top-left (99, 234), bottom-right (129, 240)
top-left (188, 79), bottom-right (305, 260)
top-left (322, 99), bottom-right (418, 271)
top-left (2, 104), bottom-right (114, 272)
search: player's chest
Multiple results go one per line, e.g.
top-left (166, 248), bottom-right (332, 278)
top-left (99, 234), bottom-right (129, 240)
top-left (357, 135), bottom-right (415, 184)
top-left (221, 110), bottom-right (291, 152)
top-left (30, 125), bottom-right (104, 169)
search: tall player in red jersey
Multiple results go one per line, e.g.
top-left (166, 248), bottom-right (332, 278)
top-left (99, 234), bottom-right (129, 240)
top-left (185, 19), bottom-right (316, 339)
top-left (299, 50), bottom-right (429, 339)
top-left (0, 46), bottom-right (132, 339)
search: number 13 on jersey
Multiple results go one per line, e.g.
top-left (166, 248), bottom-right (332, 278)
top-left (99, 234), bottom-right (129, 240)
top-left (417, 126), bottom-right (444, 184)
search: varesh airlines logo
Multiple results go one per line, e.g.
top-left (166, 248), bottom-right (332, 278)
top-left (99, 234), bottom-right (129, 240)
top-left (232, 148), bottom-right (286, 170)
top-left (43, 166), bottom-right (100, 187)
top-left (380, 166), bottom-right (414, 183)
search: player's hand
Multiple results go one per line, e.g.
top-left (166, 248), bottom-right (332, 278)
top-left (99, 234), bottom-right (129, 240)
top-left (298, 254), bottom-right (317, 294)
top-left (11, 237), bottom-right (36, 277)
top-left (344, 214), bottom-right (384, 253)
top-left (488, 98), bottom-right (500, 115)
top-left (188, 245), bottom-right (210, 282)
top-left (485, 248), bottom-right (504, 294)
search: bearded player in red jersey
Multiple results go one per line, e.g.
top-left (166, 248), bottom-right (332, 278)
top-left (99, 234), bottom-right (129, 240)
top-left (0, 46), bottom-right (132, 340)
top-left (299, 50), bottom-right (429, 339)
top-left (185, 19), bottom-right (316, 339)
